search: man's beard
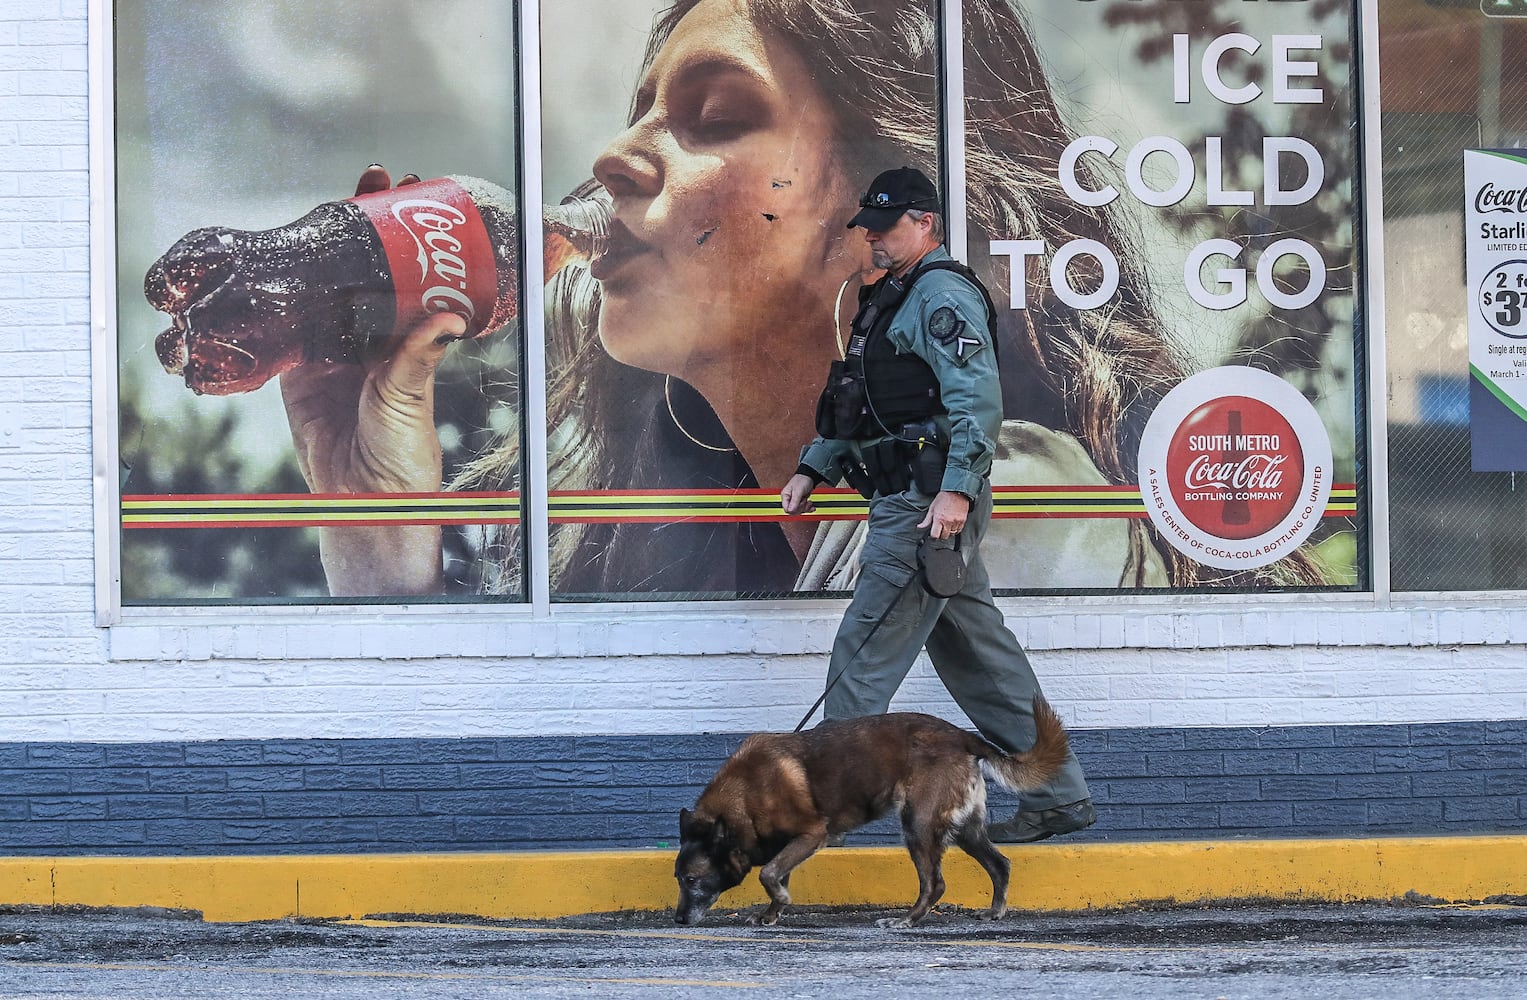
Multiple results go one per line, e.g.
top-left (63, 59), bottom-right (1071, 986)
top-left (870, 248), bottom-right (892, 270)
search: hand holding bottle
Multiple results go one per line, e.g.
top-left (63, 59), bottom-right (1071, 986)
top-left (278, 167), bottom-right (460, 596)
top-left (147, 166), bottom-right (521, 395)
top-left (144, 163), bottom-right (613, 594)
top-left (145, 167), bottom-right (607, 396)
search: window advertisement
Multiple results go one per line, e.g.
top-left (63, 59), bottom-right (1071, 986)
top-left (535, 0), bottom-right (1361, 602)
top-left (539, 0), bottom-right (943, 599)
top-left (962, 0), bottom-right (1362, 592)
top-left (115, 0), bottom-right (525, 603)
top-left (1382, 1), bottom-right (1527, 590)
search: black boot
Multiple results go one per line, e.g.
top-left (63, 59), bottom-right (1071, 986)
top-left (986, 799), bottom-right (1096, 844)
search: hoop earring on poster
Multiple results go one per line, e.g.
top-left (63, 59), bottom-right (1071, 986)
top-left (834, 268), bottom-right (878, 359)
top-left (834, 275), bottom-right (853, 360)
top-left (665, 376), bottom-right (736, 453)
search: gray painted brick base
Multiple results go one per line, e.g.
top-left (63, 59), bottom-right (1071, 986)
top-left (1, 721), bottom-right (1523, 855)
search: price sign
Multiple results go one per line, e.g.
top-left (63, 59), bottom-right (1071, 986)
top-left (1478, 260), bottom-right (1527, 337)
top-left (1465, 150), bottom-right (1527, 470)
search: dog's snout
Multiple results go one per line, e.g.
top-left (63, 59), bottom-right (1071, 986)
top-left (674, 901), bottom-right (705, 925)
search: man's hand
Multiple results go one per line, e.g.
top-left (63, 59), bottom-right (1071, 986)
top-left (781, 473), bottom-right (818, 515)
top-left (918, 490), bottom-right (970, 540)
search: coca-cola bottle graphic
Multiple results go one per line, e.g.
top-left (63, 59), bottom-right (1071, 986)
top-left (1221, 409), bottom-right (1251, 527)
top-left (145, 177), bottom-right (610, 395)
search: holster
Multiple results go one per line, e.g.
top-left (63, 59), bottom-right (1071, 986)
top-left (835, 454), bottom-right (876, 499)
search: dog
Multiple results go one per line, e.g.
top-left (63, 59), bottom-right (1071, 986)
top-left (674, 696), bottom-right (1070, 928)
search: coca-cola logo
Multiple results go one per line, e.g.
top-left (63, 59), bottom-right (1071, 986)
top-left (389, 199), bottom-right (479, 323)
top-left (1475, 181), bottom-right (1527, 215)
top-left (1165, 397), bottom-right (1302, 540)
top-left (1138, 367), bottom-right (1332, 571)
top-left (351, 177), bottom-right (497, 337)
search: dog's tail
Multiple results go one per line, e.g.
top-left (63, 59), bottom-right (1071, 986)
top-left (978, 695), bottom-right (1071, 792)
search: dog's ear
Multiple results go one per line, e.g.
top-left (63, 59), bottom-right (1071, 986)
top-left (701, 819), bottom-right (749, 878)
top-left (679, 808), bottom-right (713, 842)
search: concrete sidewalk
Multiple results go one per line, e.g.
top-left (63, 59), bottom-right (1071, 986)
top-left (1, 835), bottom-right (1524, 923)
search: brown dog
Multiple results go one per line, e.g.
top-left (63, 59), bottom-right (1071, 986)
top-left (674, 697), bottom-right (1070, 927)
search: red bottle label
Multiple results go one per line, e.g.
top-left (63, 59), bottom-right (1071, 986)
top-left (349, 177), bottom-right (498, 336)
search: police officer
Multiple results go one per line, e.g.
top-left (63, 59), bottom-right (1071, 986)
top-left (780, 166), bottom-right (1095, 843)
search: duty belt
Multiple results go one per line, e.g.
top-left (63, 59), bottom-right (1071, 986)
top-left (836, 420), bottom-right (948, 499)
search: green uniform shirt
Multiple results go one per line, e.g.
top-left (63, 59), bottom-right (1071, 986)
top-left (800, 246), bottom-right (1001, 500)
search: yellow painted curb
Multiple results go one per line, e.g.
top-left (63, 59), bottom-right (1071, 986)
top-left (0, 836), bottom-right (1522, 923)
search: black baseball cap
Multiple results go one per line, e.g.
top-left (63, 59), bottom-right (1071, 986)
top-left (846, 166), bottom-right (941, 230)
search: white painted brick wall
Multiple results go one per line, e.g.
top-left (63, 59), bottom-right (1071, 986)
top-left (0, 1), bottom-right (99, 675)
top-left (0, 5), bottom-right (1525, 745)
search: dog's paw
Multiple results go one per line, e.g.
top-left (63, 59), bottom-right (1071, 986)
top-left (748, 911), bottom-right (782, 927)
top-left (875, 916), bottom-right (915, 929)
top-left (978, 907), bottom-right (1008, 922)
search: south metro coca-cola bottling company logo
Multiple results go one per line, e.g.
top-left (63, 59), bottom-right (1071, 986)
top-left (351, 178), bottom-right (497, 335)
top-left (1138, 367), bottom-right (1332, 570)
top-left (1168, 396), bottom-right (1301, 540)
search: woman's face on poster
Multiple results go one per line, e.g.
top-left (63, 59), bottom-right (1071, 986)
top-left (590, 0), bottom-right (864, 378)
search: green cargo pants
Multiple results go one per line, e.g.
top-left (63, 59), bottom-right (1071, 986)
top-left (822, 480), bottom-right (1090, 811)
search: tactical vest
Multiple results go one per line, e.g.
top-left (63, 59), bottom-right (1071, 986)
top-left (815, 258), bottom-right (998, 440)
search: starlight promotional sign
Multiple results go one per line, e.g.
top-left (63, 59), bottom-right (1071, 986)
top-left (1465, 149), bottom-right (1527, 472)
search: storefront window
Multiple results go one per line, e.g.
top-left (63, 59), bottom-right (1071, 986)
top-left (539, 0), bottom-right (943, 600)
top-left (106, 0), bottom-right (1369, 609)
top-left (536, 0), bottom-right (1364, 603)
top-left (1381, 0), bottom-right (1527, 590)
top-left (115, 0), bottom-right (526, 603)
top-left (963, 0), bottom-right (1363, 595)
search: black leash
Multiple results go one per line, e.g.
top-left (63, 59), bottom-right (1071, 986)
top-left (792, 572), bottom-right (923, 733)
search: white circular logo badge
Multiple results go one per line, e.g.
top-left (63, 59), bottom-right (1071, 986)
top-left (1137, 366), bottom-right (1332, 570)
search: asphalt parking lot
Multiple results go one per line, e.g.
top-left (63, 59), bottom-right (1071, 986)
top-left (2, 899), bottom-right (1525, 999)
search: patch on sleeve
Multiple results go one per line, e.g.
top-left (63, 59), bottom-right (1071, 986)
top-left (927, 306), bottom-right (984, 366)
top-left (929, 306), bottom-right (960, 342)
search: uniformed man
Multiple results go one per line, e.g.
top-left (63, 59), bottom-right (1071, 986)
top-left (780, 166), bottom-right (1095, 843)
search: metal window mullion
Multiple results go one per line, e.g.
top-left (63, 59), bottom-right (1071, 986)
top-left (941, 0), bottom-right (967, 261)
top-left (518, 0), bottom-right (553, 616)
top-left (1359, 0), bottom-right (1391, 606)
